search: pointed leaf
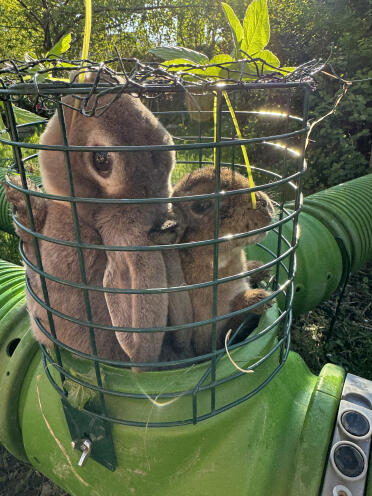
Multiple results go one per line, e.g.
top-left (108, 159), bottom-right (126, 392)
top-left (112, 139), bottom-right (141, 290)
top-left (46, 32), bottom-right (72, 58)
top-left (278, 66), bottom-right (296, 75)
top-left (203, 54), bottom-right (235, 77)
top-left (12, 106), bottom-right (45, 125)
top-left (242, 0), bottom-right (270, 55)
top-left (149, 46), bottom-right (208, 64)
top-left (254, 49), bottom-right (280, 72)
top-left (221, 3), bottom-right (243, 58)
top-left (162, 58), bottom-right (201, 72)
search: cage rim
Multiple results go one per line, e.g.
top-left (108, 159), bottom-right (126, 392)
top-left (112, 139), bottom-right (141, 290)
top-left (0, 126), bottom-right (308, 154)
top-left (0, 79), bottom-right (312, 97)
top-left (41, 331), bottom-right (291, 428)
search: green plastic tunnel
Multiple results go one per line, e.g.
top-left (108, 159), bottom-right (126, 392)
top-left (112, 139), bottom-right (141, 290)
top-left (246, 173), bottom-right (372, 314)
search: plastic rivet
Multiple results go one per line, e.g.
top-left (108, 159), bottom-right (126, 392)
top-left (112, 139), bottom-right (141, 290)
top-left (341, 411), bottom-right (370, 437)
top-left (333, 444), bottom-right (365, 478)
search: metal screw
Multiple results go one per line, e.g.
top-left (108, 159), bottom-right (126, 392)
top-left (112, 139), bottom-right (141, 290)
top-left (71, 438), bottom-right (93, 467)
top-left (78, 439), bottom-right (92, 467)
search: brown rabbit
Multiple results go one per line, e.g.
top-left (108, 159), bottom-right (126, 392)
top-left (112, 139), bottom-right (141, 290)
top-left (4, 175), bottom-right (128, 361)
top-left (4, 75), bottom-right (193, 366)
top-left (150, 167), bottom-right (275, 357)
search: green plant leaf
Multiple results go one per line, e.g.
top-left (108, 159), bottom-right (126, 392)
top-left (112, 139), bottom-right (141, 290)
top-left (162, 58), bottom-right (201, 72)
top-left (254, 49), bottom-right (280, 71)
top-left (221, 3), bottom-right (243, 59)
top-left (242, 0), bottom-right (270, 56)
top-left (163, 55), bottom-right (236, 79)
top-left (12, 106), bottom-right (45, 125)
top-left (149, 46), bottom-right (208, 64)
top-left (204, 54), bottom-right (235, 77)
top-left (279, 66), bottom-right (296, 75)
top-left (46, 32), bottom-right (72, 58)
top-left (64, 379), bottom-right (98, 410)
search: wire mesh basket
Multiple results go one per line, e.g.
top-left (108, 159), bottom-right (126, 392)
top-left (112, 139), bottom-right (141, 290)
top-left (0, 58), bottom-right (311, 430)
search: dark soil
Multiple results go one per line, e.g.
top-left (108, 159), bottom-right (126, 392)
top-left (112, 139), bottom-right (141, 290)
top-left (0, 446), bottom-right (68, 496)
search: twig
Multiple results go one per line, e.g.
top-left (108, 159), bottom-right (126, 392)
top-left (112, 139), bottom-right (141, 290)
top-left (224, 329), bottom-right (254, 373)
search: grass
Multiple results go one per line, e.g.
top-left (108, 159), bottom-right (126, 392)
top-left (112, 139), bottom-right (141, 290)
top-left (0, 261), bottom-right (371, 494)
top-left (291, 261), bottom-right (372, 380)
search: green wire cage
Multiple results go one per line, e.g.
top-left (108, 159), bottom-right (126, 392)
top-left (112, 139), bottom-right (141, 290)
top-left (0, 57), bottom-right (311, 458)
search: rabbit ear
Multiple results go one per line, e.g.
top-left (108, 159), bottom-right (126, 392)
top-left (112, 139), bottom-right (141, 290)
top-left (97, 210), bottom-right (169, 367)
top-left (161, 250), bottom-right (194, 355)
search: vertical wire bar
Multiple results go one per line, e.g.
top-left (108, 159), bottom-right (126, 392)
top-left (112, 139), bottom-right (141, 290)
top-left (231, 92), bottom-right (236, 173)
top-left (198, 107), bottom-right (203, 169)
top-left (56, 101), bottom-right (108, 416)
top-left (279, 86), bottom-right (310, 363)
top-left (3, 98), bottom-right (65, 383)
top-left (192, 387), bottom-right (198, 424)
top-left (210, 90), bottom-right (223, 412)
top-left (273, 89), bottom-right (291, 291)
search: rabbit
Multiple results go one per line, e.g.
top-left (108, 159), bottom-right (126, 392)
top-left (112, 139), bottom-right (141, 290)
top-left (3, 175), bottom-right (128, 361)
top-left (149, 167), bottom-right (275, 357)
top-left (4, 72), bottom-right (193, 366)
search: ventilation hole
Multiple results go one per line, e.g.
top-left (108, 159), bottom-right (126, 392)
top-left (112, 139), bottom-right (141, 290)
top-left (6, 371), bottom-right (10, 376)
top-left (295, 286), bottom-right (301, 293)
top-left (6, 338), bottom-right (21, 357)
top-left (327, 273), bottom-right (332, 280)
top-left (343, 392), bottom-right (372, 409)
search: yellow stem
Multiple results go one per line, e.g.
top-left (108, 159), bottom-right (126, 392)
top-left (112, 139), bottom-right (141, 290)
top-left (222, 91), bottom-right (256, 209)
top-left (79, 0), bottom-right (92, 82)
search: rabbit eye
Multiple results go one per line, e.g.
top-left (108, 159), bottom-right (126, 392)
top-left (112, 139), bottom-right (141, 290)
top-left (93, 151), bottom-right (112, 177)
top-left (191, 200), bottom-right (212, 215)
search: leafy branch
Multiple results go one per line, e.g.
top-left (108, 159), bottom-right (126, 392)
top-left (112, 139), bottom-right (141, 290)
top-left (149, 0), bottom-right (295, 80)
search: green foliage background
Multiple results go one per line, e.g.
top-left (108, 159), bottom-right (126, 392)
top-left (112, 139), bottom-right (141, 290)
top-left (0, 0), bottom-right (370, 195)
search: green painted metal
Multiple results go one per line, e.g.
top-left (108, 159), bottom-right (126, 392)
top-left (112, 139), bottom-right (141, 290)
top-left (246, 210), bottom-right (343, 315)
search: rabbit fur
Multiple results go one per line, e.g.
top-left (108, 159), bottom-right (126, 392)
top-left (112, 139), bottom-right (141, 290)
top-left (4, 83), bottom-right (194, 366)
top-left (149, 167), bottom-right (275, 356)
